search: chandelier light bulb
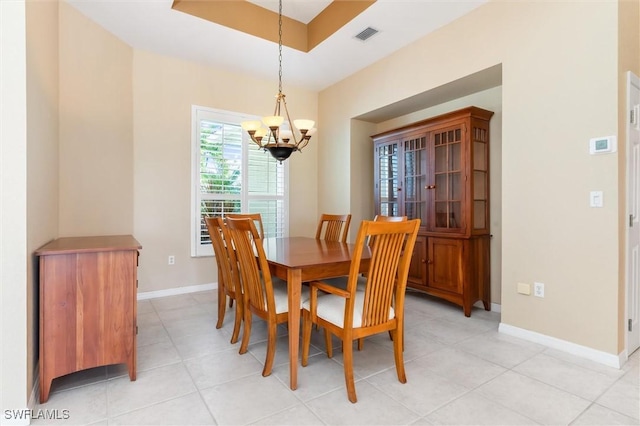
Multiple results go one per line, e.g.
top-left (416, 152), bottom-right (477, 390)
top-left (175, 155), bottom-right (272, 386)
top-left (279, 129), bottom-right (293, 142)
top-left (293, 119), bottom-right (315, 132)
top-left (241, 120), bottom-right (262, 132)
top-left (263, 115), bottom-right (284, 129)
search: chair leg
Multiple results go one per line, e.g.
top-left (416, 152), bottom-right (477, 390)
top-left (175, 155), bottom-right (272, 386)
top-left (302, 310), bottom-right (312, 367)
top-left (239, 311), bottom-right (251, 355)
top-left (262, 321), bottom-right (278, 377)
top-left (342, 338), bottom-right (357, 403)
top-left (357, 338), bottom-right (364, 351)
top-left (391, 329), bottom-right (406, 384)
top-left (230, 297), bottom-right (242, 344)
top-left (324, 328), bottom-right (333, 358)
top-left (216, 290), bottom-right (226, 329)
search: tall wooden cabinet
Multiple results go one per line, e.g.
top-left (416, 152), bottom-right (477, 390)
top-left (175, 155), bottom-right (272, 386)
top-left (372, 106), bottom-right (493, 316)
top-left (36, 235), bottom-right (141, 402)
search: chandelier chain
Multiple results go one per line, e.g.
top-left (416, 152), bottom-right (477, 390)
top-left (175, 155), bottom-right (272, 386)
top-left (278, 0), bottom-right (283, 94)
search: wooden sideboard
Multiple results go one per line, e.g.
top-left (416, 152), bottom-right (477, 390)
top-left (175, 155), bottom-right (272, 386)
top-left (36, 235), bottom-right (141, 403)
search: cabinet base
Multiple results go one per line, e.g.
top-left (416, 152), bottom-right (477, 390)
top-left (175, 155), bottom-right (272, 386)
top-left (407, 284), bottom-right (490, 317)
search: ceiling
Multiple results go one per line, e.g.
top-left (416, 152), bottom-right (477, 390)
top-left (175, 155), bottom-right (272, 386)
top-left (67, 0), bottom-right (488, 92)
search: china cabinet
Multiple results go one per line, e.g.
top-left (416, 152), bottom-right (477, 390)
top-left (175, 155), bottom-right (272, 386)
top-left (372, 106), bottom-right (493, 316)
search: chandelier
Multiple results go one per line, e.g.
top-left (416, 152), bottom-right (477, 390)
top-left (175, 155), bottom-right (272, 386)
top-left (241, 0), bottom-right (316, 163)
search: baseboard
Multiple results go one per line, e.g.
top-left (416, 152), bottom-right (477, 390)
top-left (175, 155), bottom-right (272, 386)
top-left (499, 322), bottom-right (624, 369)
top-left (137, 282), bottom-right (217, 300)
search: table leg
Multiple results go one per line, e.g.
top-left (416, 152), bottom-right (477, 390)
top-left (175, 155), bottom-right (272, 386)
top-left (287, 268), bottom-right (301, 390)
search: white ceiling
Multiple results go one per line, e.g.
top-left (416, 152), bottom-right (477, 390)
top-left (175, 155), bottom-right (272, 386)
top-left (68, 0), bottom-right (488, 92)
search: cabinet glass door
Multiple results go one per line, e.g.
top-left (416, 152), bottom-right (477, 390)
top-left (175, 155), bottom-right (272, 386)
top-left (376, 142), bottom-right (399, 216)
top-left (403, 134), bottom-right (427, 224)
top-left (432, 125), bottom-right (464, 231)
top-left (472, 123), bottom-right (489, 231)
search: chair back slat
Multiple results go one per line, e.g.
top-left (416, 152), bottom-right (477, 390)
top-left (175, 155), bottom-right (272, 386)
top-left (315, 213), bottom-right (352, 243)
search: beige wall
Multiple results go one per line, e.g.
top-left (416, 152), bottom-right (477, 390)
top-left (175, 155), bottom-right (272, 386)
top-left (26, 0), bottom-right (59, 401)
top-left (132, 50), bottom-right (318, 292)
top-left (59, 2), bottom-right (133, 237)
top-left (57, 3), bottom-right (319, 293)
top-left (1, 0), bottom-right (29, 411)
top-left (319, 1), bottom-right (622, 355)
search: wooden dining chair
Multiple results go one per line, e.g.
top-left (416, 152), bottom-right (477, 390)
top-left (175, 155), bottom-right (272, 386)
top-left (315, 213), bottom-right (351, 243)
top-left (301, 219), bottom-right (420, 403)
top-left (226, 216), bottom-right (308, 376)
top-left (205, 217), bottom-right (243, 344)
top-left (226, 213), bottom-right (265, 240)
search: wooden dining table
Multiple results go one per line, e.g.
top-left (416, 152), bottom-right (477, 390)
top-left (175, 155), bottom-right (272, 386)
top-left (262, 236), bottom-right (371, 390)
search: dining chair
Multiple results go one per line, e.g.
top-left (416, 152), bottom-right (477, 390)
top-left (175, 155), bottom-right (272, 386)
top-left (204, 217), bottom-right (243, 344)
top-left (227, 213), bottom-right (265, 240)
top-left (315, 213), bottom-right (351, 243)
top-left (301, 219), bottom-right (420, 403)
top-left (226, 216), bottom-right (308, 376)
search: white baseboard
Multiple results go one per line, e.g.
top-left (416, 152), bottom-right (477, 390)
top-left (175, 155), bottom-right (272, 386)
top-left (499, 322), bottom-right (624, 369)
top-left (137, 282), bottom-right (217, 300)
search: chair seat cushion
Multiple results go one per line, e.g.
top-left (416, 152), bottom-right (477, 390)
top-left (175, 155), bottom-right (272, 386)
top-left (272, 279), bottom-right (310, 314)
top-left (322, 276), bottom-right (367, 292)
top-left (302, 290), bottom-right (394, 328)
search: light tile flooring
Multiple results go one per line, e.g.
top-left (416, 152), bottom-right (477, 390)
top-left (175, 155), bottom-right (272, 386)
top-left (35, 290), bottom-right (639, 425)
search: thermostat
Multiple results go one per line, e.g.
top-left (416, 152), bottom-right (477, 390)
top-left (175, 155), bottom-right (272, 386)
top-left (589, 136), bottom-right (617, 154)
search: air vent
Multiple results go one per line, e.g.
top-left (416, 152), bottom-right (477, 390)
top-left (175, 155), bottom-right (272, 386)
top-left (354, 27), bottom-right (379, 42)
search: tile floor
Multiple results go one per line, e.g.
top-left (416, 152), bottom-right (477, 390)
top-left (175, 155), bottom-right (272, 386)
top-left (35, 290), bottom-right (639, 425)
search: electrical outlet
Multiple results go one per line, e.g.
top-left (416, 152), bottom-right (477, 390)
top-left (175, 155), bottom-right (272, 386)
top-left (534, 282), bottom-right (544, 298)
top-left (168, 255), bottom-right (175, 265)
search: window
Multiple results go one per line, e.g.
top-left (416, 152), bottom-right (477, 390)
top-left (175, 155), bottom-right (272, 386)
top-left (191, 106), bottom-right (288, 256)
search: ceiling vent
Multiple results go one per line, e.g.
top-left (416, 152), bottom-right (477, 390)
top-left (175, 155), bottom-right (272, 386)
top-left (354, 27), bottom-right (379, 42)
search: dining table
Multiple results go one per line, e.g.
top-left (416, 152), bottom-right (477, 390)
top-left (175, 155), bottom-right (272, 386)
top-left (261, 236), bottom-right (371, 390)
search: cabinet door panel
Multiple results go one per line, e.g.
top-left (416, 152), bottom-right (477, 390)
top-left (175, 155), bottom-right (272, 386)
top-left (428, 238), bottom-right (463, 293)
top-left (408, 235), bottom-right (427, 287)
top-left (402, 133), bottom-right (427, 223)
top-left (375, 142), bottom-right (400, 216)
top-left (429, 123), bottom-right (466, 232)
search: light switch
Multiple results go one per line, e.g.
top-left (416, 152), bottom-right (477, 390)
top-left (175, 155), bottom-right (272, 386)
top-left (590, 191), bottom-right (603, 208)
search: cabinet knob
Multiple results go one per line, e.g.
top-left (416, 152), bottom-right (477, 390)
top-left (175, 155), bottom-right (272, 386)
top-left (425, 185), bottom-right (436, 189)
top-left (427, 259), bottom-right (433, 264)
